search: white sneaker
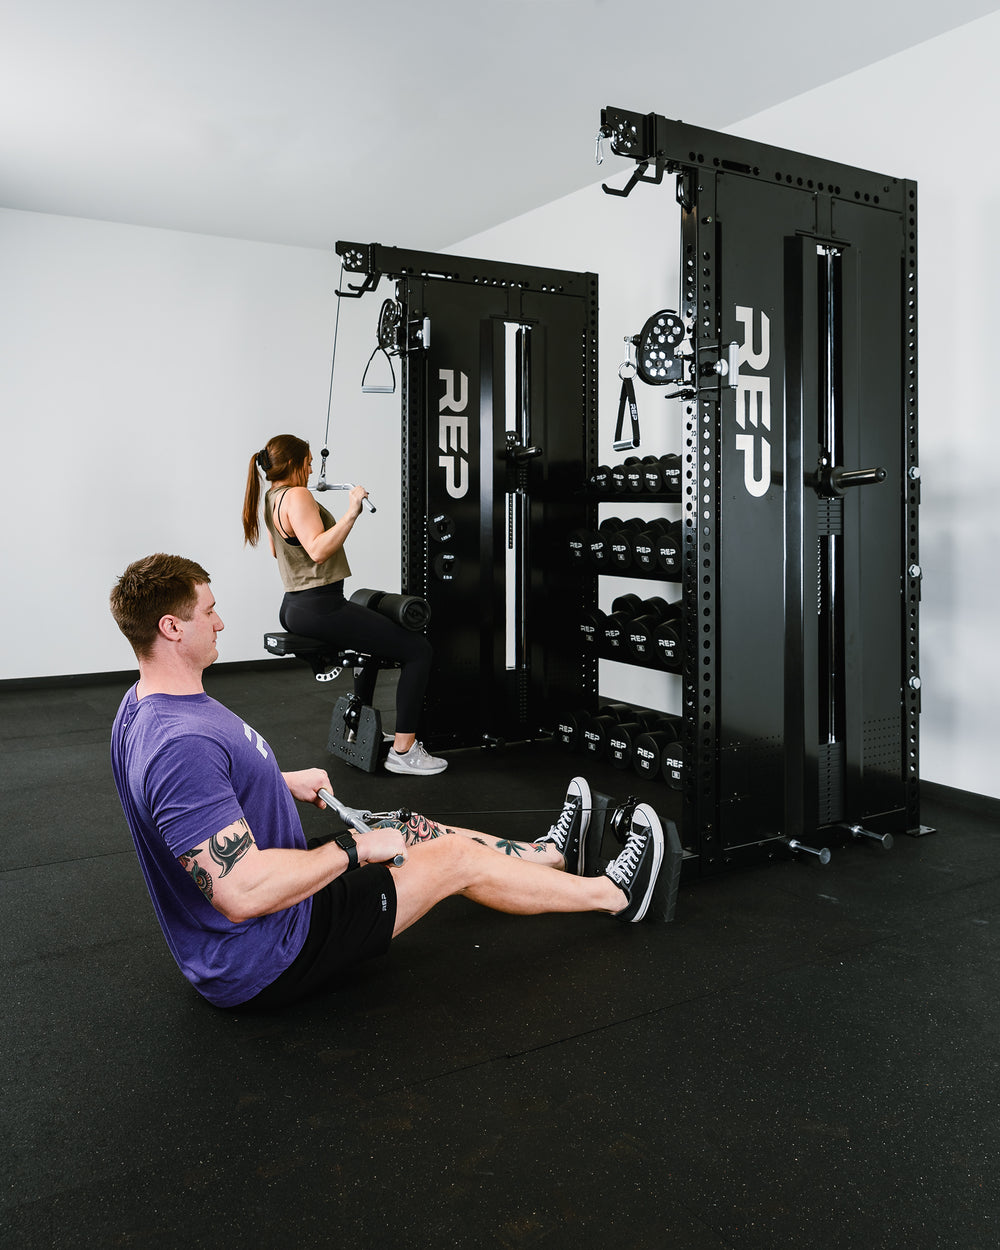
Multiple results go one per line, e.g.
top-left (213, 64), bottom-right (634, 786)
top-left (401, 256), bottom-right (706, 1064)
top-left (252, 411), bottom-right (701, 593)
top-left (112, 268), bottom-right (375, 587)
top-left (384, 741), bottom-right (449, 775)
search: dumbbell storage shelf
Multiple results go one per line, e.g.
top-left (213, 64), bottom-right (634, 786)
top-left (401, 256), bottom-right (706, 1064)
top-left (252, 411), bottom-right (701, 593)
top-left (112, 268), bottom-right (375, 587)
top-left (565, 483), bottom-right (688, 820)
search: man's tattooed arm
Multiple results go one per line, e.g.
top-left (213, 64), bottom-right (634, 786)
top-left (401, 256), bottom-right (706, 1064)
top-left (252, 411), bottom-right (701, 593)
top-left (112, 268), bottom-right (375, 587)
top-left (208, 820), bottom-right (254, 876)
top-left (178, 819), bottom-right (256, 903)
top-left (178, 850), bottom-right (215, 901)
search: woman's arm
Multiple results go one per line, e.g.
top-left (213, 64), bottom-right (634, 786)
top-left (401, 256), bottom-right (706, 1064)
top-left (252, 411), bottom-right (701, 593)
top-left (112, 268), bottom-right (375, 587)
top-left (278, 485), bottom-right (367, 565)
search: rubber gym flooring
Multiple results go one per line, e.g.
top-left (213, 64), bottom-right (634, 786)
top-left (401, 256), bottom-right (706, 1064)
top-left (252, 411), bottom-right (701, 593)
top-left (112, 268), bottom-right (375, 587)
top-left (3, 662), bottom-right (999, 1249)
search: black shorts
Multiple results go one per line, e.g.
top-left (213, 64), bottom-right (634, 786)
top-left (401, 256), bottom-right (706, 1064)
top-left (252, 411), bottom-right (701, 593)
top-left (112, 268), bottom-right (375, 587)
top-left (239, 862), bottom-right (397, 1009)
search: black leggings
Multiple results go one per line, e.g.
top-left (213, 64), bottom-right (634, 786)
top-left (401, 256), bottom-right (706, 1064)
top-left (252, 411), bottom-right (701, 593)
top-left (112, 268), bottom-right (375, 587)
top-left (279, 583), bottom-right (432, 734)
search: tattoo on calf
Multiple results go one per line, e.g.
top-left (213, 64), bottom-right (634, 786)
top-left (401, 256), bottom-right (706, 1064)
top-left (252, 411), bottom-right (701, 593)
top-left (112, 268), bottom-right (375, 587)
top-left (470, 835), bottom-right (546, 858)
top-left (208, 820), bottom-right (254, 877)
top-left (495, 838), bottom-right (526, 858)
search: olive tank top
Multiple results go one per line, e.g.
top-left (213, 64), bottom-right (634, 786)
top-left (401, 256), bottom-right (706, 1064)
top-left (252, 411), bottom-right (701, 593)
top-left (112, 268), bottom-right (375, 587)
top-left (264, 487), bottom-right (352, 591)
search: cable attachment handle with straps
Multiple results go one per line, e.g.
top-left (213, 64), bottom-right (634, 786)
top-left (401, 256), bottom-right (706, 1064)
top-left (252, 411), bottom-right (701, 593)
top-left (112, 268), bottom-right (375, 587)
top-left (614, 336), bottom-right (641, 452)
top-left (361, 298), bottom-right (401, 394)
top-left (361, 346), bottom-right (395, 394)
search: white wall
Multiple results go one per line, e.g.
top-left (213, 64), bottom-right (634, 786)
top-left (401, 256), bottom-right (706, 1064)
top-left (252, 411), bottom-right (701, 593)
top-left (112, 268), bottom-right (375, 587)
top-left (3, 9), bottom-right (997, 795)
top-left (0, 208), bottom-right (400, 679)
top-left (449, 12), bottom-right (1000, 798)
top-left (729, 15), bottom-right (1000, 799)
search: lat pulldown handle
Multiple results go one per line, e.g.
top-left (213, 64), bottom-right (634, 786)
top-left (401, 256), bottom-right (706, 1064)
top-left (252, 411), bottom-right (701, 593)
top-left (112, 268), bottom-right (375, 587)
top-left (315, 447), bottom-right (376, 511)
top-left (315, 481), bottom-right (377, 513)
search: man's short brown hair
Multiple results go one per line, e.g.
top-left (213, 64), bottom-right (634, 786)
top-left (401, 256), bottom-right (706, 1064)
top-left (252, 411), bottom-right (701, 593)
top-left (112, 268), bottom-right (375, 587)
top-left (110, 554), bottom-right (211, 659)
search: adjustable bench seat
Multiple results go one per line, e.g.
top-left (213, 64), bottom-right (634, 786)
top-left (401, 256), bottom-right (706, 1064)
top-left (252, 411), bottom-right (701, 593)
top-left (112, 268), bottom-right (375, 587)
top-left (263, 631), bottom-right (398, 683)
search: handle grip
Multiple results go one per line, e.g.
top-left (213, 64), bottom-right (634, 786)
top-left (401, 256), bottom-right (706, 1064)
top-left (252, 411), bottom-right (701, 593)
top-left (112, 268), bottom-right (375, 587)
top-left (315, 482), bottom-right (377, 513)
top-left (317, 787), bottom-right (405, 866)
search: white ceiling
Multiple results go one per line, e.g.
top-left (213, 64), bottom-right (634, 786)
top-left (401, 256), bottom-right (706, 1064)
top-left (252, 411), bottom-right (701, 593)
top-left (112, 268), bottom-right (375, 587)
top-left (2, 0), bottom-right (998, 252)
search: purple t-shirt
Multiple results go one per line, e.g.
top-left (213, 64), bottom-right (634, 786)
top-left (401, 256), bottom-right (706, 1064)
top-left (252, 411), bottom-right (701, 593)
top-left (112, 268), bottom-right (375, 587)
top-left (110, 686), bottom-right (312, 1006)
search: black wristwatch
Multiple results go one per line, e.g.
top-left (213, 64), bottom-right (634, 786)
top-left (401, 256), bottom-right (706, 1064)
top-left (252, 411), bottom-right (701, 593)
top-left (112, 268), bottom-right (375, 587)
top-left (333, 831), bottom-right (359, 872)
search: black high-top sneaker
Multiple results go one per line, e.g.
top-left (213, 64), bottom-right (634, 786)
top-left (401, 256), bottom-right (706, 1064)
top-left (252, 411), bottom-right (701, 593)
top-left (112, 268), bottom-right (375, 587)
top-left (605, 801), bottom-right (664, 922)
top-left (536, 777), bottom-right (592, 873)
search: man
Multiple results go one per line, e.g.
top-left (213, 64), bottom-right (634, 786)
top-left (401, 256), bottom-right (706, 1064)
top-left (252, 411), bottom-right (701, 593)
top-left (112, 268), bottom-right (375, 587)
top-left (109, 554), bottom-right (665, 1009)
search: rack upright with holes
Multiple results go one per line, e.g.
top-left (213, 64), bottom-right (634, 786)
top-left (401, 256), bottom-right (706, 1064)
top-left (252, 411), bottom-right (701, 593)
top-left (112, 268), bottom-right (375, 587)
top-left (596, 107), bottom-right (922, 873)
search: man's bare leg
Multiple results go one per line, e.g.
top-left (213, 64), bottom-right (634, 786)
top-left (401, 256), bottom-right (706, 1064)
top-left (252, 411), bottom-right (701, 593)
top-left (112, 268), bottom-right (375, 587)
top-left (388, 834), bottom-right (626, 936)
top-left (370, 776), bottom-right (589, 871)
top-left (371, 812), bottom-right (566, 868)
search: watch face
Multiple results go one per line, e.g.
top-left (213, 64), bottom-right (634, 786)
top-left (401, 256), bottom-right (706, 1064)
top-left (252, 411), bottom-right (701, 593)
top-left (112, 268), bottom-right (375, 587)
top-left (335, 832), bottom-right (358, 868)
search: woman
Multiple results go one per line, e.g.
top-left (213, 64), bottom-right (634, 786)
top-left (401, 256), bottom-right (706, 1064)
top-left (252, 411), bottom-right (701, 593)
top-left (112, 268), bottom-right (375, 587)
top-left (243, 434), bottom-right (446, 776)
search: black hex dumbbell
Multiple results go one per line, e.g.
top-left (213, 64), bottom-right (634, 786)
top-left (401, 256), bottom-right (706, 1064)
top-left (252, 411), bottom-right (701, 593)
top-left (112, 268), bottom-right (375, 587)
top-left (568, 526), bottom-right (591, 567)
top-left (606, 708), bottom-right (664, 770)
top-left (640, 456), bottom-right (665, 493)
top-left (588, 516), bottom-right (625, 570)
top-left (625, 455), bottom-right (659, 494)
top-left (579, 703), bottom-right (634, 757)
top-left (555, 709), bottom-right (586, 750)
top-left (655, 519), bottom-right (684, 578)
top-left (631, 715), bottom-right (684, 780)
top-left (600, 594), bottom-right (643, 659)
top-left (607, 518), bottom-right (649, 572)
top-left (631, 519), bottom-right (674, 574)
top-left (610, 457), bottom-right (641, 494)
top-left (578, 605), bottom-right (607, 652)
top-left (624, 597), bottom-right (681, 666)
top-left (659, 453), bottom-right (682, 497)
top-left (652, 603), bottom-right (685, 671)
top-left (661, 736), bottom-right (685, 790)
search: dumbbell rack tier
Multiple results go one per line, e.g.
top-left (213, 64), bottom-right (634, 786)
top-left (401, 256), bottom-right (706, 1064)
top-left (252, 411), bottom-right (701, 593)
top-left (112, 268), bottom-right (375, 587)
top-left (575, 490), bottom-right (685, 668)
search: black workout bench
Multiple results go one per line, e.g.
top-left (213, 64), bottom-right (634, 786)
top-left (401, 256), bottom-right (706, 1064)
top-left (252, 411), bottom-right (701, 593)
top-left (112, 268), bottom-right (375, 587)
top-left (263, 631), bottom-right (399, 773)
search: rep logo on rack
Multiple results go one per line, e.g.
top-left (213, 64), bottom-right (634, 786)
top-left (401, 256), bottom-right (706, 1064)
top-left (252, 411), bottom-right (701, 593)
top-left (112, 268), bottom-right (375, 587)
top-left (438, 368), bottom-right (470, 499)
top-left (734, 306), bottom-right (771, 499)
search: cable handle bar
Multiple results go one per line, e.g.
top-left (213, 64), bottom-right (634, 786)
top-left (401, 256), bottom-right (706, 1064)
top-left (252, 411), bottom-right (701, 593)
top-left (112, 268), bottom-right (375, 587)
top-left (317, 787), bottom-right (405, 865)
top-left (314, 481), bottom-right (377, 513)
